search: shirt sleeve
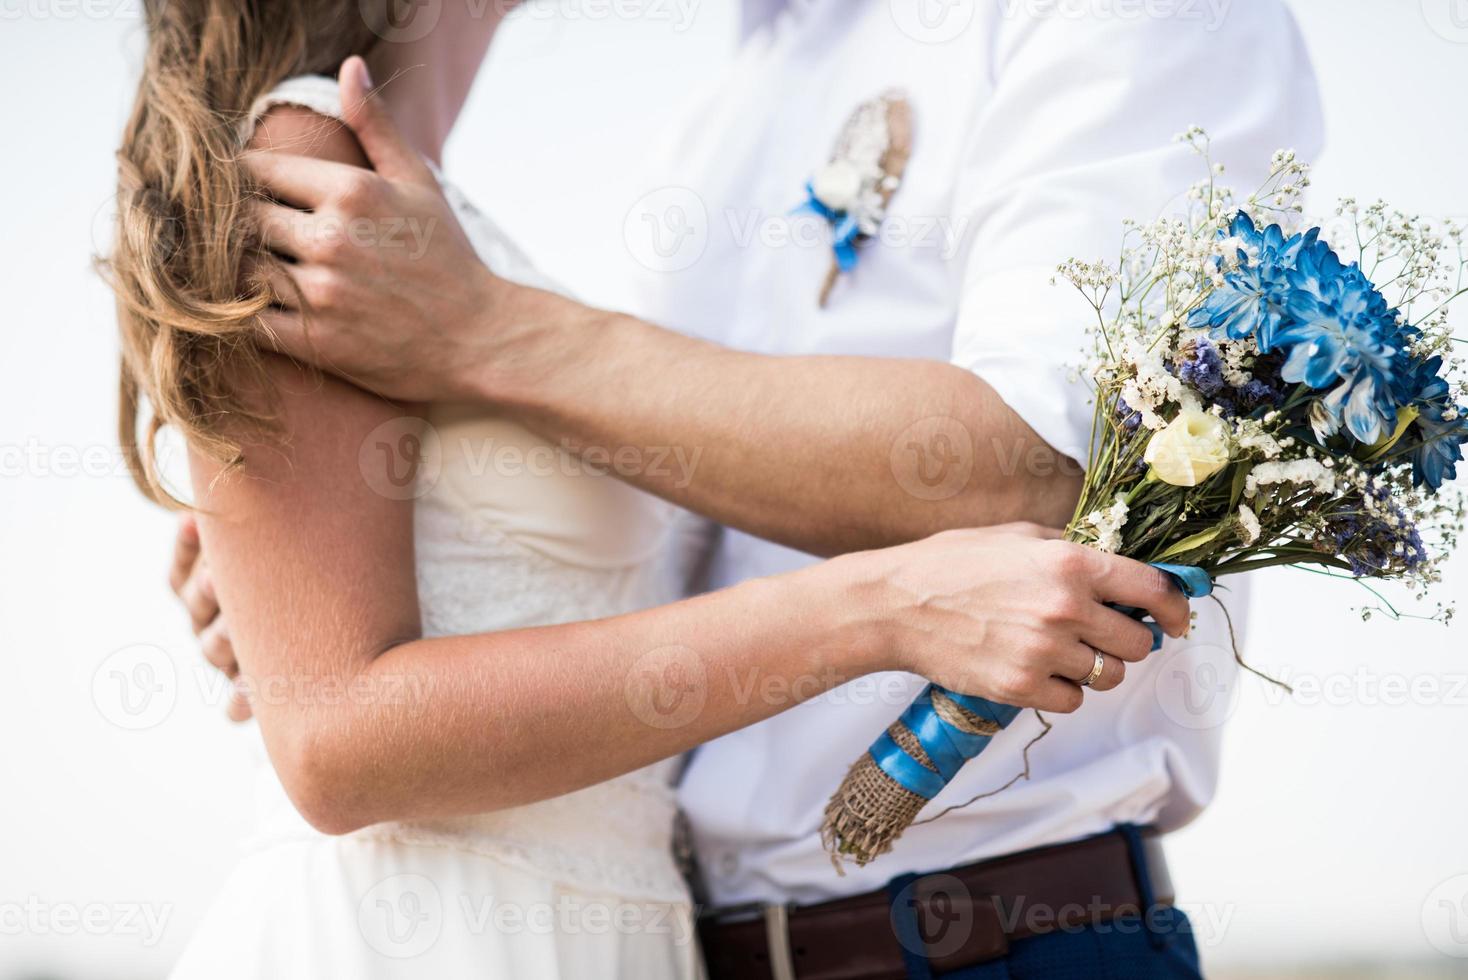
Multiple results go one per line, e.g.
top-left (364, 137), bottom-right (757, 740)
top-left (949, 1), bottom-right (1325, 466)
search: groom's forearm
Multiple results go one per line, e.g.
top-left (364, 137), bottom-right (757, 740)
top-left (486, 294), bottom-right (1084, 557)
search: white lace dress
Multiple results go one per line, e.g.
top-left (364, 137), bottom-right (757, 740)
top-left (170, 77), bottom-right (708, 980)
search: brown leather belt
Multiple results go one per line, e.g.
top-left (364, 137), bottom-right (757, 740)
top-left (699, 829), bottom-right (1174, 980)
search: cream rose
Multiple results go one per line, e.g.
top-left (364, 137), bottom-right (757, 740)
top-left (811, 160), bottom-right (864, 212)
top-left (1144, 408), bottom-right (1233, 487)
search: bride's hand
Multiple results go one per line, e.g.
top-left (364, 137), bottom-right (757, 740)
top-left (836, 523), bottom-right (1192, 714)
top-left (169, 515), bottom-right (250, 722)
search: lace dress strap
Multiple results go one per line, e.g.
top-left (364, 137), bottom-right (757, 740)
top-left (240, 74), bottom-right (343, 141)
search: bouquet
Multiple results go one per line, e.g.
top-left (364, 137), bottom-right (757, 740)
top-left (823, 130), bottom-right (1468, 868)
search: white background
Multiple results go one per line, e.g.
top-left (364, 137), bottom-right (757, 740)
top-left (2, 1), bottom-right (1467, 977)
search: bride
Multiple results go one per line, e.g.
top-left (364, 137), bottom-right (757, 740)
top-left (108, 1), bottom-right (1191, 977)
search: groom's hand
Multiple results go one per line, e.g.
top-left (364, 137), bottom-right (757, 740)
top-left (242, 56), bottom-right (514, 403)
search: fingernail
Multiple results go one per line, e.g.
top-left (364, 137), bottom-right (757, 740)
top-left (356, 57), bottom-right (373, 91)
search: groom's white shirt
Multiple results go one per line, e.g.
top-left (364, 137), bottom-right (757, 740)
top-left (630, 0), bottom-right (1323, 906)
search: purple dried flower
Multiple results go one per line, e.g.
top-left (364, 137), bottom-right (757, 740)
top-left (1176, 337), bottom-right (1226, 397)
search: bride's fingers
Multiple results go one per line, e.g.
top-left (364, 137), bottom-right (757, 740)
top-left (199, 618), bottom-right (237, 675)
top-left (179, 562), bottom-right (219, 636)
top-left (169, 514), bottom-right (201, 596)
top-left (226, 680), bottom-right (253, 723)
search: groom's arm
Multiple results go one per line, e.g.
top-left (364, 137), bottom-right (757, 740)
top-left (254, 7), bottom-right (1322, 557)
top-left (479, 294), bottom-right (1082, 556)
top-left (249, 62), bottom-right (1081, 558)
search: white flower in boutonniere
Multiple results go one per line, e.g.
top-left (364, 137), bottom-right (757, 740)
top-left (811, 160), bottom-right (864, 213)
top-left (798, 90), bottom-right (912, 307)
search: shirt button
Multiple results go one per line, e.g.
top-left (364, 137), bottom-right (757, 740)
top-left (718, 852), bottom-right (740, 877)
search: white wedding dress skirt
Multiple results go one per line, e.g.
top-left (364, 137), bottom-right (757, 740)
top-left (169, 77), bottom-right (708, 980)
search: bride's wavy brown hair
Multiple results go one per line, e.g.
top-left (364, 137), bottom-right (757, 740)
top-left (107, 0), bottom-right (383, 506)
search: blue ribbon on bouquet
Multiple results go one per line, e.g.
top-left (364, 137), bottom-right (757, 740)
top-left (793, 181), bottom-right (861, 272)
top-left (869, 562), bottom-right (1213, 801)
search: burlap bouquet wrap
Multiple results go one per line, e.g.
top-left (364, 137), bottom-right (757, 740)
top-left (821, 563), bottom-right (1210, 868)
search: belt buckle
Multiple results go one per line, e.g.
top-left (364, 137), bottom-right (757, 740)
top-left (762, 903), bottom-right (798, 980)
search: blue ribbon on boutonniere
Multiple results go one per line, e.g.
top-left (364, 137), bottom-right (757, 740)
top-left (869, 561), bottom-right (1213, 801)
top-left (793, 181), bottom-right (862, 273)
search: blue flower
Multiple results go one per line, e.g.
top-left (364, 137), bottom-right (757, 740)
top-left (1273, 240), bottom-right (1408, 444)
top-left (1407, 356), bottom-right (1468, 491)
top-left (1187, 213), bottom-right (1316, 351)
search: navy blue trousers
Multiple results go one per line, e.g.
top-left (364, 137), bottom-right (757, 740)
top-left (937, 905), bottom-right (1202, 980)
top-left (890, 827), bottom-right (1203, 980)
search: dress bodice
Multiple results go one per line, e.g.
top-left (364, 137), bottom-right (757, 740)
top-left (241, 76), bottom-right (710, 904)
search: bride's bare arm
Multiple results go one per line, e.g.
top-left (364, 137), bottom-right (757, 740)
top-left (194, 358), bottom-right (1185, 836)
top-left (188, 358), bottom-right (839, 833)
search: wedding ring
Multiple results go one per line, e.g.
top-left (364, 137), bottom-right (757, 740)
top-left (1080, 650), bottom-right (1106, 688)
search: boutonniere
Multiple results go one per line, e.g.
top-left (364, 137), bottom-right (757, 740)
top-left (796, 90), bottom-right (913, 307)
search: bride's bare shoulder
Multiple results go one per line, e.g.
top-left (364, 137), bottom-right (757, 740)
top-left (249, 104), bottom-right (368, 168)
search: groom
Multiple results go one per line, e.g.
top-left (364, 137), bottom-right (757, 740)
top-left (175, 2), bottom-right (1321, 976)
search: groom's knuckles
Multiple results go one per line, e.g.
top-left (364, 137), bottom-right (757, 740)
top-left (1039, 539), bottom-right (1095, 584)
top-left (296, 266), bottom-right (347, 310)
top-left (994, 664), bottom-right (1035, 704)
top-left (330, 169), bottom-right (387, 214)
